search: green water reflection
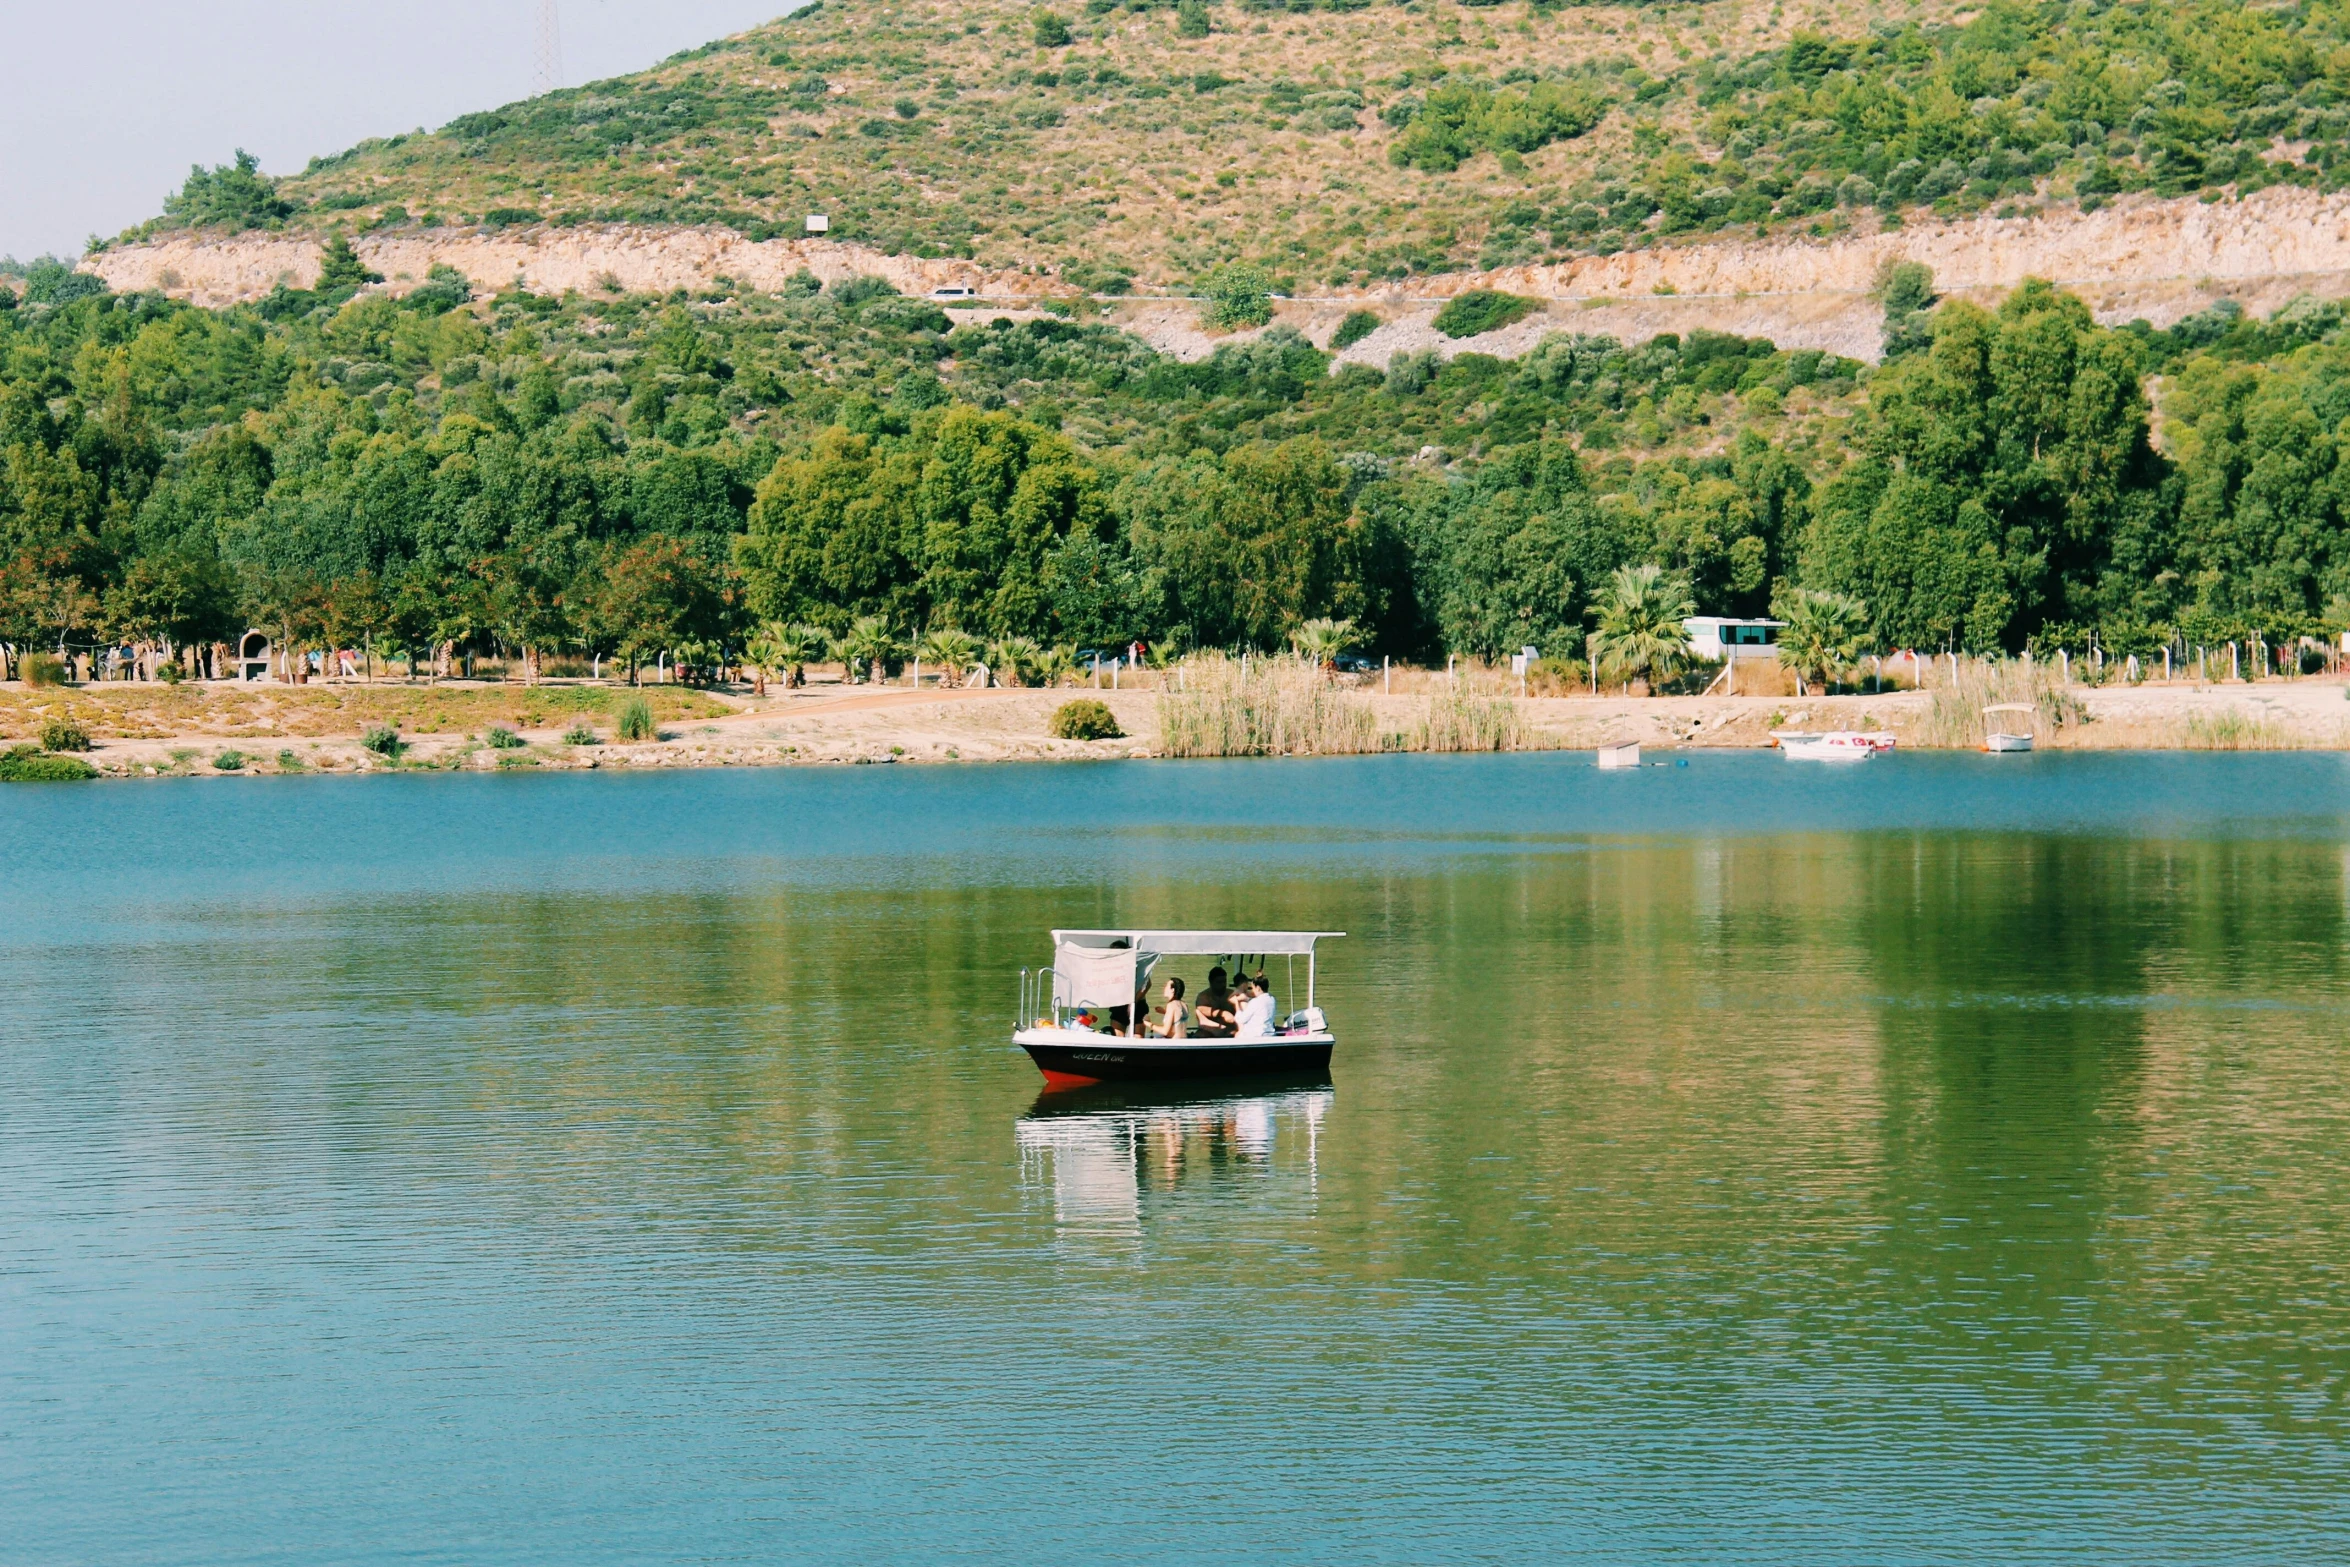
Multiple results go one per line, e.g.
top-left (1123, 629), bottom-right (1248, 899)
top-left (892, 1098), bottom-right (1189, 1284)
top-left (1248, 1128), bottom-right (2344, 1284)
top-left (3, 760), bottom-right (2347, 1563)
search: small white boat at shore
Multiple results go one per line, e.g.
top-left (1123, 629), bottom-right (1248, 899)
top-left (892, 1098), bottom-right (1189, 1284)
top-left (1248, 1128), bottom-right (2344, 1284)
top-left (1596, 742), bottom-right (1641, 769)
top-left (1775, 731), bottom-right (1893, 762)
top-left (1983, 703), bottom-right (2035, 753)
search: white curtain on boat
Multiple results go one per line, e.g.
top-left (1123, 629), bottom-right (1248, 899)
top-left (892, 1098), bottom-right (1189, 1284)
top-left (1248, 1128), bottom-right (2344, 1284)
top-left (1053, 944), bottom-right (1158, 1008)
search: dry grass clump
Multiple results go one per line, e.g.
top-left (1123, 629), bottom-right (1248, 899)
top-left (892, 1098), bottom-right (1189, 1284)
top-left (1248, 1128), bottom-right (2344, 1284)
top-left (1158, 655), bottom-right (1539, 757)
top-left (2182, 707), bottom-right (2304, 750)
top-left (1911, 658), bottom-right (2091, 749)
top-left (0, 684), bottom-right (733, 741)
top-left (1414, 681), bottom-right (1525, 752)
top-left (1158, 653), bottom-right (1379, 758)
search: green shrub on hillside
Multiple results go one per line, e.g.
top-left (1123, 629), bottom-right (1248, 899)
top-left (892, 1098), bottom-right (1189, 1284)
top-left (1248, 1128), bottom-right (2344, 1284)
top-left (1331, 309), bottom-right (1381, 350)
top-left (1388, 81), bottom-right (1607, 173)
top-left (39, 721), bottom-right (90, 752)
top-left (163, 150), bottom-right (293, 231)
top-left (1205, 263), bottom-right (1274, 329)
top-left (1433, 291), bottom-right (1536, 338)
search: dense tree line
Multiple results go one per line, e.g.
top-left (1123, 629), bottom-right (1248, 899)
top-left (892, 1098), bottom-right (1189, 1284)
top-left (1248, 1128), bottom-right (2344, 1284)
top-left (0, 259), bottom-right (2345, 679)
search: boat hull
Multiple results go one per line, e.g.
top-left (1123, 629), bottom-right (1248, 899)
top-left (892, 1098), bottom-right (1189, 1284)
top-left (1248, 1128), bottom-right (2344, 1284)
top-left (1985, 733), bottom-right (2034, 753)
top-left (1017, 1031), bottom-right (1336, 1087)
top-left (1777, 730), bottom-right (1894, 762)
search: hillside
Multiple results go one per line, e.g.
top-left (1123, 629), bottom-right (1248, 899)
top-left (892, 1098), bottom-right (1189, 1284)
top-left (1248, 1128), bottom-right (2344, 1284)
top-left (12, 0), bottom-right (2350, 693)
top-left (120, 0), bottom-right (2350, 294)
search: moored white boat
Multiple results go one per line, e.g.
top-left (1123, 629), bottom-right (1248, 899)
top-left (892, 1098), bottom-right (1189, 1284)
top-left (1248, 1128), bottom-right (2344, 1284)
top-left (1015, 929), bottom-right (1340, 1088)
top-left (1775, 730), bottom-right (1890, 762)
top-left (1983, 703), bottom-right (2035, 753)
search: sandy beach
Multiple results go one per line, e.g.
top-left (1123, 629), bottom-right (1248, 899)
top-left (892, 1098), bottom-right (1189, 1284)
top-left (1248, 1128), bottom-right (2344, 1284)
top-left (8, 671), bottom-right (2350, 777)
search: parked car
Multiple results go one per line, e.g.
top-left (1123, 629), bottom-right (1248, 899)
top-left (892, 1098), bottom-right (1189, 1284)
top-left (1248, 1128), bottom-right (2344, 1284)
top-left (1332, 652), bottom-right (1378, 674)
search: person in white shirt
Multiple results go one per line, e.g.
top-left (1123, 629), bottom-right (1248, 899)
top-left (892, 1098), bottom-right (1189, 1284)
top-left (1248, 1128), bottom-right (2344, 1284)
top-left (1234, 977), bottom-right (1277, 1039)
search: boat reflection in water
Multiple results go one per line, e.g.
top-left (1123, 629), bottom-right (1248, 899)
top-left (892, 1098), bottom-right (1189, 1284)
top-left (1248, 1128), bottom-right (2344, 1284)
top-left (1015, 1075), bottom-right (1334, 1237)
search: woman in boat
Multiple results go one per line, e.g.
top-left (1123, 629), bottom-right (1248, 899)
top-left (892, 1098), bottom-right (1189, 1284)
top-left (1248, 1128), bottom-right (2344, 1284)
top-left (1234, 976), bottom-right (1276, 1039)
top-left (1147, 975), bottom-right (1189, 1038)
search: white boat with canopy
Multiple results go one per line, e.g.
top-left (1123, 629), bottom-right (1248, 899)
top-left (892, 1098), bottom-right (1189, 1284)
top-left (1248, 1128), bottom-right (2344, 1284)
top-left (1983, 704), bottom-right (2035, 752)
top-left (1016, 928), bottom-right (1341, 1087)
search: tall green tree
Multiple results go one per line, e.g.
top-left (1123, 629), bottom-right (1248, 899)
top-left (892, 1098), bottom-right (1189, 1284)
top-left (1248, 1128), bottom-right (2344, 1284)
top-left (1799, 282), bottom-right (2164, 649)
top-left (1125, 437), bottom-right (1374, 650)
top-left (162, 150), bottom-right (291, 231)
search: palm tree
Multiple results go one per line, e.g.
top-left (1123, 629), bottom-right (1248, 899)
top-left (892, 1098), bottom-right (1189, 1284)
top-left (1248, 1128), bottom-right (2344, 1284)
top-left (986, 636), bottom-right (1042, 687)
top-left (1588, 564), bottom-right (1696, 693)
top-left (834, 616), bottom-right (899, 685)
top-left (1772, 587), bottom-right (1871, 695)
top-left (1032, 643), bottom-right (1078, 688)
top-left (746, 622), bottom-right (823, 690)
top-left (776, 623), bottom-right (830, 687)
top-left (918, 626), bottom-right (982, 688)
top-left (1289, 617), bottom-right (1356, 674)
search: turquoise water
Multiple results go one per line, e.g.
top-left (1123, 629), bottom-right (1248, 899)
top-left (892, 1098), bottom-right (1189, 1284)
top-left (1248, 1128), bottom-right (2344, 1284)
top-left (5, 752), bottom-right (2350, 1563)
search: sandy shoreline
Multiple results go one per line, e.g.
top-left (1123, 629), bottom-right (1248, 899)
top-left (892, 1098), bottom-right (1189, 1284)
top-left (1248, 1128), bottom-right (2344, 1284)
top-left (8, 674), bottom-right (2350, 778)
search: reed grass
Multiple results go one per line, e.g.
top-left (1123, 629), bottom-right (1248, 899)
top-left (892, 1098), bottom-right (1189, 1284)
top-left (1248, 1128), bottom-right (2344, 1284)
top-left (1414, 681), bottom-right (1525, 752)
top-left (1157, 654), bottom-right (1380, 757)
top-left (1911, 659), bottom-right (2091, 749)
top-left (2182, 707), bottom-right (2302, 750)
top-left (1157, 655), bottom-right (1538, 757)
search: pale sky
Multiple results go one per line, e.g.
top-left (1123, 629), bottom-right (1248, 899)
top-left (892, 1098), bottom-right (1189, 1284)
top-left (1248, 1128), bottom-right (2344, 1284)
top-left (0, 1), bottom-right (800, 261)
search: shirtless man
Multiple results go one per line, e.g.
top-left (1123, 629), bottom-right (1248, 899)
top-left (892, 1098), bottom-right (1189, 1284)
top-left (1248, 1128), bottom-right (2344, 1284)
top-left (1192, 966), bottom-right (1236, 1036)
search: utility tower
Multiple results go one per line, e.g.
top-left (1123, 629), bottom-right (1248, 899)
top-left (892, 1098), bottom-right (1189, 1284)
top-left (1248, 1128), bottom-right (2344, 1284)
top-left (533, 0), bottom-right (564, 95)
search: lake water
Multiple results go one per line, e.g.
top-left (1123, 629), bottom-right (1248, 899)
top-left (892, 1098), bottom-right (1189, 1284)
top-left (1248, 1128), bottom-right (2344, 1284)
top-left (6, 752), bottom-right (2350, 1564)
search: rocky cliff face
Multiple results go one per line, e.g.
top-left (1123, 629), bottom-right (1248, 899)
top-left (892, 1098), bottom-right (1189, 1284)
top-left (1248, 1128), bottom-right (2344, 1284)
top-left (85, 228), bottom-right (1014, 309)
top-left (84, 187), bottom-right (2350, 364)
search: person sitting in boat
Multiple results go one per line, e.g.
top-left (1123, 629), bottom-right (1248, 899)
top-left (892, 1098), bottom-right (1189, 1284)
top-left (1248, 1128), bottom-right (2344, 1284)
top-left (1146, 976), bottom-right (1189, 1038)
top-left (1234, 976), bottom-right (1277, 1039)
top-left (1192, 966), bottom-right (1235, 1036)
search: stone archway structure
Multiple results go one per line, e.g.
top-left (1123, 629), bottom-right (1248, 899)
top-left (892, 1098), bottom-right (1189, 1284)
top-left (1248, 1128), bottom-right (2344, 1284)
top-left (237, 630), bottom-right (273, 683)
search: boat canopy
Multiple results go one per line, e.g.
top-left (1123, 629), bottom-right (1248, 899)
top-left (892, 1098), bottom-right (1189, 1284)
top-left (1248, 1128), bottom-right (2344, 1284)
top-left (1052, 943), bottom-right (1159, 1008)
top-left (1052, 929), bottom-right (1341, 956)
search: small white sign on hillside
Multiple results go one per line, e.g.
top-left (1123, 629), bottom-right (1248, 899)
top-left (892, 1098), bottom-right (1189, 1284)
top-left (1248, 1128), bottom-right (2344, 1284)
top-left (805, 214), bottom-right (829, 234)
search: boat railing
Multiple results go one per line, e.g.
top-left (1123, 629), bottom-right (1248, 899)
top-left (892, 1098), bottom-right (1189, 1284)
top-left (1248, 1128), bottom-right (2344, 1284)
top-left (1018, 966), bottom-right (1072, 1032)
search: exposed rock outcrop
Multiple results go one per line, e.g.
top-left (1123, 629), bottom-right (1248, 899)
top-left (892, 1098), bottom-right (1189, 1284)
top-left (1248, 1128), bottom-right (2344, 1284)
top-left (83, 187), bottom-right (2350, 364)
top-left (87, 227), bottom-right (1018, 309)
